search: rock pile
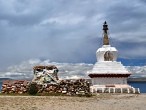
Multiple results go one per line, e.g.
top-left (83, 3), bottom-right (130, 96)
top-left (1, 80), bottom-right (30, 94)
top-left (38, 79), bottom-right (91, 96)
top-left (1, 65), bottom-right (91, 96)
top-left (1, 79), bottom-right (91, 96)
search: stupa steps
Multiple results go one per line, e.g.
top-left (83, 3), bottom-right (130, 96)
top-left (92, 67), bottom-right (127, 70)
top-left (94, 61), bottom-right (123, 65)
top-left (93, 62), bottom-right (126, 68)
top-left (93, 66), bottom-right (125, 69)
top-left (91, 61), bottom-right (129, 73)
top-left (92, 68), bottom-right (127, 70)
top-left (91, 71), bottom-right (128, 73)
top-left (92, 69), bottom-right (128, 72)
top-left (92, 67), bottom-right (128, 72)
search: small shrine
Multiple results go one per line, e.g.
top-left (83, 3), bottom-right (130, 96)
top-left (88, 21), bottom-right (140, 93)
top-left (32, 65), bottom-right (59, 85)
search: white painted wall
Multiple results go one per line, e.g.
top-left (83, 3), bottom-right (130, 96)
top-left (96, 45), bottom-right (118, 62)
top-left (89, 61), bottom-right (130, 74)
top-left (92, 77), bottom-right (127, 85)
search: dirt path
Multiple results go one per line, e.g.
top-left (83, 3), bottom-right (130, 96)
top-left (0, 94), bottom-right (145, 110)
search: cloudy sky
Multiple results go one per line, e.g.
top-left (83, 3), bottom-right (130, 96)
top-left (1, 59), bottom-right (146, 79)
top-left (0, 0), bottom-right (146, 71)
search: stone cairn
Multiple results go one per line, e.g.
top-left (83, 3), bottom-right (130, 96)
top-left (1, 65), bottom-right (91, 96)
top-left (1, 80), bottom-right (29, 94)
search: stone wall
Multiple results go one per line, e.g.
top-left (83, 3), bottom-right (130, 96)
top-left (1, 79), bottom-right (91, 96)
top-left (1, 80), bottom-right (29, 94)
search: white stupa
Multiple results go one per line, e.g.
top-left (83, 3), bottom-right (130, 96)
top-left (88, 21), bottom-right (136, 93)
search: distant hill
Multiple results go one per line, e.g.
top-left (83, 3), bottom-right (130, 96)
top-left (118, 58), bottom-right (146, 66)
top-left (0, 78), bottom-right (11, 82)
top-left (128, 78), bottom-right (146, 82)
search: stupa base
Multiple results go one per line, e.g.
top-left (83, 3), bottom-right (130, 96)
top-left (90, 84), bottom-right (140, 94)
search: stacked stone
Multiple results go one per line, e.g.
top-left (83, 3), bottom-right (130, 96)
top-left (1, 79), bottom-right (90, 96)
top-left (1, 80), bottom-right (29, 94)
top-left (39, 79), bottom-right (90, 96)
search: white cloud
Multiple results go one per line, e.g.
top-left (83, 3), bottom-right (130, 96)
top-left (0, 59), bottom-right (146, 79)
top-left (1, 59), bottom-right (93, 79)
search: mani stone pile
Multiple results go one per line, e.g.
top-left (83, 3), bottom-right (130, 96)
top-left (37, 79), bottom-right (90, 96)
top-left (1, 65), bottom-right (91, 96)
top-left (1, 79), bottom-right (90, 96)
top-left (1, 80), bottom-right (30, 94)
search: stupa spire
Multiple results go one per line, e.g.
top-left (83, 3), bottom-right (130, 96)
top-left (103, 21), bottom-right (109, 45)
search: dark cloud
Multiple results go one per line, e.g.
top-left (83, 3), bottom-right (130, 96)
top-left (112, 39), bottom-right (146, 58)
top-left (0, 0), bottom-right (146, 70)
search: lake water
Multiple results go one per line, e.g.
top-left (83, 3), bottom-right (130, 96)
top-left (0, 82), bottom-right (146, 93)
top-left (128, 82), bottom-right (146, 93)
